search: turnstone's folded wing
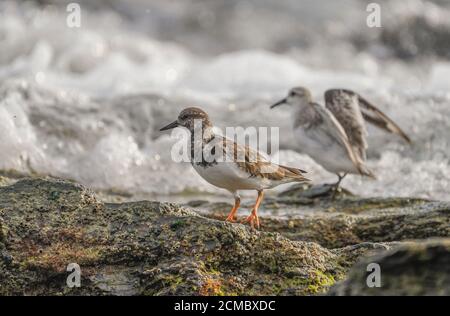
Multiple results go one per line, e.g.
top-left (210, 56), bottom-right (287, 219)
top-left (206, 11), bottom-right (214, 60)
top-left (221, 137), bottom-right (309, 182)
top-left (324, 89), bottom-right (368, 160)
top-left (310, 102), bottom-right (374, 178)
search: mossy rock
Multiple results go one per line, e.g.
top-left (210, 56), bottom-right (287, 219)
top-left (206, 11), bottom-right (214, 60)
top-left (328, 239), bottom-right (450, 295)
top-left (196, 185), bottom-right (450, 249)
top-left (0, 178), bottom-right (343, 295)
top-left (1, 178), bottom-right (448, 296)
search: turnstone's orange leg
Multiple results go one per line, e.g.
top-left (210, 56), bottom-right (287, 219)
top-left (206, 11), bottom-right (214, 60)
top-left (242, 190), bottom-right (264, 229)
top-left (225, 195), bottom-right (241, 222)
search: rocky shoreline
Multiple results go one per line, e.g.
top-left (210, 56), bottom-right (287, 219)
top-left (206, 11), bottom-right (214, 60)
top-left (0, 176), bottom-right (449, 295)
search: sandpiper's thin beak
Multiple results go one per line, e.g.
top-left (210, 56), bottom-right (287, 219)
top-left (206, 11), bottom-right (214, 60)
top-left (270, 98), bottom-right (287, 109)
top-left (159, 120), bottom-right (179, 131)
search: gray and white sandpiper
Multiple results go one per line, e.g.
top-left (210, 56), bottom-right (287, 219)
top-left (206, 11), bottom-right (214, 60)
top-left (160, 107), bottom-right (310, 228)
top-left (271, 87), bottom-right (411, 195)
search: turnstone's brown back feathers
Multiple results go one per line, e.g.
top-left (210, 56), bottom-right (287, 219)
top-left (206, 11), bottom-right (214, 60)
top-left (223, 138), bottom-right (309, 182)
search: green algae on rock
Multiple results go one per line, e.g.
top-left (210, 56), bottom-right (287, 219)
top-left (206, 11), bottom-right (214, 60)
top-left (0, 178), bottom-right (343, 295)
top-left (1, 178), bottom-right (449, 296)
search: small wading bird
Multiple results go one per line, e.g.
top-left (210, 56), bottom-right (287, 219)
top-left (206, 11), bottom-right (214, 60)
top-left (160, 107), bottom-right (309, 229)
top-left (271, 87), bottom-right (411, 196)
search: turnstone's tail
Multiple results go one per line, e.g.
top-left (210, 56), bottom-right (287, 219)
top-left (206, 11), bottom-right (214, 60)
top-left (278, 164), bottom-right (310, 182)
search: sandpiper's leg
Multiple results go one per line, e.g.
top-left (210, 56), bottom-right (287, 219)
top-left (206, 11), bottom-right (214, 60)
top-left (242, 190), bottom-right (264, 229)
top-left (335, 173), bottom-right (348, 188)
top-left (225, 192), bottom-right (241, 222)
top-left (331, 173), bottom-right (347, 199)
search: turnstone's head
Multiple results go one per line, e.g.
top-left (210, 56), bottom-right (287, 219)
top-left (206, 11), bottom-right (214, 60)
top-left (270, 87), bottom-right (312, 108)
top-left (160, 107), bottom-right (212, 132)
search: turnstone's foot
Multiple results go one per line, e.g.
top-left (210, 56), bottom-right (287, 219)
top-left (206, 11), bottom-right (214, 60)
top-left (241, 210), bottom-right (260, 229)
top-left (225, 196), bottom-right (240, 223)
top-left (225, 214), bottom-right (237, 222)
top-left (241, 190), bottom-right (264, 229)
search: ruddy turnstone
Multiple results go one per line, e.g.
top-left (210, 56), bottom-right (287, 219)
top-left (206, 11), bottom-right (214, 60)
top-left (271, 87), bottom-right (410, 195)
top-left (160, 107), bottom-right (309, 228)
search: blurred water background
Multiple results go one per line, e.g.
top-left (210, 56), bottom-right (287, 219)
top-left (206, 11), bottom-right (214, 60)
top-left (0, 0), bottom-right (449, 200)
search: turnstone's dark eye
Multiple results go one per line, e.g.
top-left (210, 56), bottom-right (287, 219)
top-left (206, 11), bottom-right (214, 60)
top-left (290, 92), bottom-right (295, 97)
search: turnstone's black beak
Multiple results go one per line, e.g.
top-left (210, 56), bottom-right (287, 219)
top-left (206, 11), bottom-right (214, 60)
top-left (160, 120), bottom-right (179, 131)
top-left (270, 98), bottom-right (287, 109)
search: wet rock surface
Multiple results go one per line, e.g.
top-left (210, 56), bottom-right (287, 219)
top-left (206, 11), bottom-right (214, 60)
top-left (0, 178), bottom-right (449, 295)
top-left (329, 239), bottom-right (450, 296)
top-left (198, 184), bottom-right (449, 249)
